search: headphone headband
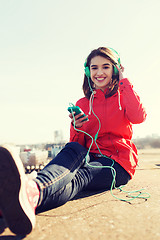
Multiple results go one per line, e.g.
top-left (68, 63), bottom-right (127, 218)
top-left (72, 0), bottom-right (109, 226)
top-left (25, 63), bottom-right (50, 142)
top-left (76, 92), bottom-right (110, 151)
top-left (108, 47), bottom-right (121, 67)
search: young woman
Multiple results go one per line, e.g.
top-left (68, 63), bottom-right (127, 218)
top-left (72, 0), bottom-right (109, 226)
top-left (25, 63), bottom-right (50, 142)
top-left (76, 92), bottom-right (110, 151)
top-left (0, 47), bottom-right (146, 235)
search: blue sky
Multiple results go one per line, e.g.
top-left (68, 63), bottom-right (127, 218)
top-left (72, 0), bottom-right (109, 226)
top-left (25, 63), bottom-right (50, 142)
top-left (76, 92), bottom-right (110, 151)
top-left (0, 0), bottom-right (160, 144)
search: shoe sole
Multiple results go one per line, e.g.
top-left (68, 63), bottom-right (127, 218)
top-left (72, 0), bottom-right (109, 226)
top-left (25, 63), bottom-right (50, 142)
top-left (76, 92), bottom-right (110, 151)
top-left (0, 146), bottom-right (35, 235)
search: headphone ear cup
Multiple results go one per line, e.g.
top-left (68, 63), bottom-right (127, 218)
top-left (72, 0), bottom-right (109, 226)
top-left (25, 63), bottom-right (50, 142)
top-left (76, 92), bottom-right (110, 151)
top-left (113, 65), bottom-right (119, 75)
top-left (85, 66), bottom-right (91, 78)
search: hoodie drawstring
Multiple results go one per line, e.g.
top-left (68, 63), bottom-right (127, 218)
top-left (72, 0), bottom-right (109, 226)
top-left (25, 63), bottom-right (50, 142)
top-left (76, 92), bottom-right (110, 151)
top-left (118, 89), bottom-right (122, 111)
top-left (88, 92), bottom-right (95, 115)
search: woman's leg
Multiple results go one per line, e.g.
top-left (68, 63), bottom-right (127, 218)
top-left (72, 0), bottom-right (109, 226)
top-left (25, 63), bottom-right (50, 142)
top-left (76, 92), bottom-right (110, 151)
top-left (83, 157), bottom-right (131, 191)
top-left (36, 155), bottom-right (131, 213)
top-left (0, 143), bottom-right (88, 233)
top-left (35, 142), bottom-right (88, 212)
top-left (36, 157), bottom-right (94, 213)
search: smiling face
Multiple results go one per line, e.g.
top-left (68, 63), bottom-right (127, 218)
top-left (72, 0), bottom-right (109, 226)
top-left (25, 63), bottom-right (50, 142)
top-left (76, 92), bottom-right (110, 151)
top-left (90, 56), bottom-right (113, 92)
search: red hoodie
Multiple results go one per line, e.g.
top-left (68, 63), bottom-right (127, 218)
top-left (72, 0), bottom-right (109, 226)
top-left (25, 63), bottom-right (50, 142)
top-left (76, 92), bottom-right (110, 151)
top-left (70, 78), bottom-right (147, 178)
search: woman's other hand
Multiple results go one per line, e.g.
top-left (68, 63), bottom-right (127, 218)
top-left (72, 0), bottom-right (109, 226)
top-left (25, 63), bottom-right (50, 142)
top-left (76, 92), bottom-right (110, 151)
top-left (116, 64), bottom-right (124, 80)
top-left (69, 112), bottom-right (88, 128)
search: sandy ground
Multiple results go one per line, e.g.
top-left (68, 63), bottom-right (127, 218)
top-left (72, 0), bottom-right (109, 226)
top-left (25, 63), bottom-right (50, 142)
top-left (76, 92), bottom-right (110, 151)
top-left (0, 148), bottom-right (160, 240)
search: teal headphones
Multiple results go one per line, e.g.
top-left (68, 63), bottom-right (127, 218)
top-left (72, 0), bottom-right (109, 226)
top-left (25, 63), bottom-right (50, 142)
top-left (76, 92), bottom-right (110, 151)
top-left (84, 47), bottom-right (121, 78)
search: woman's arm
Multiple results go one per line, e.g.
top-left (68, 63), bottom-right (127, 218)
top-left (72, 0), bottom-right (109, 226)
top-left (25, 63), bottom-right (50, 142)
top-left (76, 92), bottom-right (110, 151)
top-left (69, 123), bottom-right (85, 145)
top-left (69, 110), bottom-right (88, 146)
top-left (119, 78), bottom-right (147, 124)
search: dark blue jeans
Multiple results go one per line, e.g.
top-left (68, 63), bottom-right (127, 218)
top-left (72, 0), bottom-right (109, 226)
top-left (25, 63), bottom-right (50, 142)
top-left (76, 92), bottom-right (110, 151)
top-left (35, 142), bottom-right (130, 213)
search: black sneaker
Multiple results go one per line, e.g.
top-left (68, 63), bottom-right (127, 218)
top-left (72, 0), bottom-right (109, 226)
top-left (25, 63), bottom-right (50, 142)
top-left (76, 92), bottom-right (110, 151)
top-left (0, 145), bottom-right (36, 235)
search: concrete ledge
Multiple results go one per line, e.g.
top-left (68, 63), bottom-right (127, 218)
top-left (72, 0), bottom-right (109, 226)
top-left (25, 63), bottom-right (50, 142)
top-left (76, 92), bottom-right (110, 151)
top-left (0, 149), bottom-right (160, 240)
